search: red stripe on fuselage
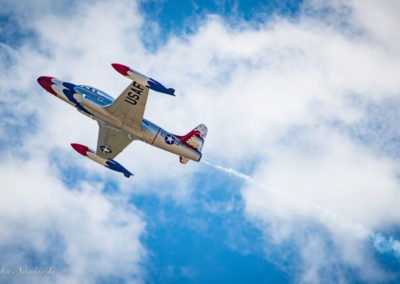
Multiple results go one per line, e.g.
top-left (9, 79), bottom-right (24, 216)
top-left (151, 128), bottom-right (161, 145)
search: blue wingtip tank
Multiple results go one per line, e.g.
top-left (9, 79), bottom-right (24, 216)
top-left (105, 160), bottom-right (134, 178)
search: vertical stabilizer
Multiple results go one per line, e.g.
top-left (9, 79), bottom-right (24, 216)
top-left (176, 124), bottom-right (208, 153)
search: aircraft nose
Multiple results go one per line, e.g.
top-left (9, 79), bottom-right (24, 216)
top-left (37, 76), bottom-right (57, 96)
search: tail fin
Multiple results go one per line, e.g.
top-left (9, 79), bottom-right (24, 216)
top-left (176, 124), bottom-right (208, 153)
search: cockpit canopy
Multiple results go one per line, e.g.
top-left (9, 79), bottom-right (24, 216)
top-left (77, 85), bottom-right (114, 100)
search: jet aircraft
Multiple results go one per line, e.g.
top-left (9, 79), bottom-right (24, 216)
top-left (37, 63), bottom-right (207, 177)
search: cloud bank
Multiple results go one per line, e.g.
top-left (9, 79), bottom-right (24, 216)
top-left (1, 0), bottom-right (400, 283)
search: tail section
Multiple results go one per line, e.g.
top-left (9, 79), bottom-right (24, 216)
top-left (180, 156), bottom-right (189, 164)
top-left (176, 124), bottom-right (207, 164)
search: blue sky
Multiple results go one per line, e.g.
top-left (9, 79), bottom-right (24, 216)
top-left (139, 0), bottom-right (302, 39)
top-left (1, 0), bottom-right (400, 283)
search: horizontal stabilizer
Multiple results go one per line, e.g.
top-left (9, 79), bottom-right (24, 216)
top-left (180, 156), bottom-right (189, 164)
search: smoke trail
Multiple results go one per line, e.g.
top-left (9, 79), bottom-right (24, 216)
top-left (202, 159), bottom-right (256, 184)
top-left (201, 158), bottom-right (400, 259)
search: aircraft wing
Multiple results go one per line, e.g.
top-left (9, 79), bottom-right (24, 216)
top-left (96, 122), bottom-right (134, 160)
top-left (104, 80), bottom-right (149, 130)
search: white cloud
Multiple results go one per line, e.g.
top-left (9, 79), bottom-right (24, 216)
top-left (0, 152), bottom-right (146, 283)
top-left (242, 127), bottom-right (400, 282)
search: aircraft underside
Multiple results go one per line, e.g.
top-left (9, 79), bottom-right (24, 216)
top-left (37, 63), bottom-right (207, 177)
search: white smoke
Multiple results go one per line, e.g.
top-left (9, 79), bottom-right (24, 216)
top-left (202, 159), bottom-right (256, 184)
top-left (202, 159), bottom-right (400, 259)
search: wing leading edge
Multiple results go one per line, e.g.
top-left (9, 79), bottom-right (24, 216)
top-left (104, 80), bottom-right (149, 130)
top-left (104, 63), bottom-right (175, 130)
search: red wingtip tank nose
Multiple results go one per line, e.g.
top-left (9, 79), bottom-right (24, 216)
top-left (71, 143), bottom-right (89, 156)
top-left (37, 76), bottom-right (57, 96)
top-left (111, 63), bottom-right (131, 76)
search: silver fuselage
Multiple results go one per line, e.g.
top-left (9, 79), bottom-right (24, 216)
top-left (55, 85), bottom-right (201, 162)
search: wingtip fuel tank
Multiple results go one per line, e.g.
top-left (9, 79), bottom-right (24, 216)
top-left (71, 143), bottom-right (133, 178)
top-left (111, 63), bottom-right (175, 96)
top-left (37, 76), bottom-right (58, 96)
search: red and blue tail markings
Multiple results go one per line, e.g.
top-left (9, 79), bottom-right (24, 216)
top-left (175, 124), bottom-right (207, 153)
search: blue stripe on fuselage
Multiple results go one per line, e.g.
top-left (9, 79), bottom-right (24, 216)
top-left (62, 82), bottom-right (92, 115)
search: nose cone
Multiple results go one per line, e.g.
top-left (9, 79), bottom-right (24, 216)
top-left (111, 63), bottom-right (130, 76)
top-left (37, 76), bottom-right (57, 96)
top-left (71, 143), bottom-right (89, 156)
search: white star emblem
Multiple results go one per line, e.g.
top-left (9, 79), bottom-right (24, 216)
top-left (100, 145), bottom-right (112, 154)
top-left (165, 135), bottom-right (175, 145)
